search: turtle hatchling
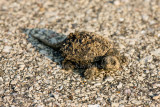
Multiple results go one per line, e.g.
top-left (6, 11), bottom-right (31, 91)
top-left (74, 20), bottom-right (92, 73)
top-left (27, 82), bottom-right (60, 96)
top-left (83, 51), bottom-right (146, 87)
top-left (27, 29), bottom-right (128, 80)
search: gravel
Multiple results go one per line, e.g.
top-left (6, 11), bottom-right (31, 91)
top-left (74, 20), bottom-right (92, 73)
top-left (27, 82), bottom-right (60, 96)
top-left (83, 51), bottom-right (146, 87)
top-left (0, 0), bottom-right (160, 106)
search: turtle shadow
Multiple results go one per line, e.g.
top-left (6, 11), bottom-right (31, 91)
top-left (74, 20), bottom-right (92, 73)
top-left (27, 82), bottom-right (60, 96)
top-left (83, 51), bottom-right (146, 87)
top-left (22, 28), bottom-right (63, 61)
top-left (22, 28), bottom-right (85, 78)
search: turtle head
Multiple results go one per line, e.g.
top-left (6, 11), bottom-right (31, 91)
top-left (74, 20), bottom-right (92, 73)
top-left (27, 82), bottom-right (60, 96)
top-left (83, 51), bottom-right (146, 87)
top-left (101, 56), bottom-right (120, 71)
top-left (101, 48), bottom-right (128, 71)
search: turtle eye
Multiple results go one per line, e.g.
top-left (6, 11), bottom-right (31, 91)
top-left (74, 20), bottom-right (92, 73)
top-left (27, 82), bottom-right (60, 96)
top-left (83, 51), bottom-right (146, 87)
top-left (119, 55), bottom-right (128, 65)
top-left (111, 58), bottom-right (116, 65)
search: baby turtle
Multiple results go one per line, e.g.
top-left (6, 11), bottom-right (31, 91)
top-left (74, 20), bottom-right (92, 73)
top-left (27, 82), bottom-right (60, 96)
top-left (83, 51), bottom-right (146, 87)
top-left (28, 29), bottom-right (128, 80)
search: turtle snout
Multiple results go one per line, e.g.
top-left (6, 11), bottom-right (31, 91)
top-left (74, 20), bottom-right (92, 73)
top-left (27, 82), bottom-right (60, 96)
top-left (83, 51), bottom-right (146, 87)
top-left (101, 56), bottom-right (120, 71)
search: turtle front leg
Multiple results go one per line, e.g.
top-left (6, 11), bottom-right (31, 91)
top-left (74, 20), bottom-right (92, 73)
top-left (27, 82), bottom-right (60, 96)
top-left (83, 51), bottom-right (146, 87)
top-left (84, 66), bottom-right (105, 80)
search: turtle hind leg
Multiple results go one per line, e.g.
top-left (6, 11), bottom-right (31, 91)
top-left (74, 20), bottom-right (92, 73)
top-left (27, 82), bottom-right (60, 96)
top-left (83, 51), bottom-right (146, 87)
top-left (84, 67), bottom-right (99, 80)
top-left (62, 60), bottom-right (75, 71)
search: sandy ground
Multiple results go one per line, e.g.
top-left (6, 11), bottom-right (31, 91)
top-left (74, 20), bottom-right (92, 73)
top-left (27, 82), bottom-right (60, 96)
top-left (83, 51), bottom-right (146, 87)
top-left (0, 0), bottom-right (160, 106)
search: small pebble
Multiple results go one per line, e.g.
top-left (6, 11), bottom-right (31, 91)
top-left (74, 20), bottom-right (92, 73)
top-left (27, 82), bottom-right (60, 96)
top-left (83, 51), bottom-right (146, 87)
top-left (39, 50), bottom-right (48, 55)
top-left (131, 100), bottom-right (142, 105)
top-left (37, 104), bottom-right (44, 107)
top-left (119, 44), bottom-right (125, 49)
top-left (142, 14), bottom-right (149, 21)
top-left (140, 55), bottom-right (153, 64)
top-left (96, 97), bottom-right (103, 101)
top-left (105, 76), bottom-right (114, 82)
top-left (88, 104), bottom-right (100, 107)
top-left (153, 94), bottom-right (160, 100)
top-left (119, 18), bottom-right (124, 22)
top-left (111, 103), bottom-right (119, 107)
top-left (153, 83), bottom-right (160, 88)
top-left (0, 77), bottom-right (3, 83)
top-left (124, 89), bottom-right (131, 94)
top-left (141, 30), bottom-right (146, 35)
top-left (0, 89), bottom-right (4, 94)
top-left (53, 93), bottom-right (59, 99)
top-left (138, 76), bottom-right (144, 81)
top-left (117, 82), bottom-right (123, 89)
top-left (94, 82), bottom-right (101, 86)
top-left (151, 48), bottom-right (160, 57)
top-left (128, 49), bottom-right (135, 56)
top-left (19, 64), bottom-right (25, 70)
top-left (127, 39), bottom-right (136, 45)
top-left (11, 80), bottom-right (18, 84)
top-left (3, 46), bottom-right (12, 53)
top-left (114, 0), bottom-right (120, 5)
top-left (149, 20), bottom-right (156, 25)
top-left (75, 89), bottom-right (80, 93)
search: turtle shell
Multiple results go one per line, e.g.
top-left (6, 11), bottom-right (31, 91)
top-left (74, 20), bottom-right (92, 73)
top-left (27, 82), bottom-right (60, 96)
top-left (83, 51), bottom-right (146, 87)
top-left (60, 31), bottom-right (112, 67)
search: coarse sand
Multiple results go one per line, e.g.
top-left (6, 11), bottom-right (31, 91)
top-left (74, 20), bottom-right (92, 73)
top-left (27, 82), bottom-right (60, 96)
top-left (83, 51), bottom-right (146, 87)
top-left (0, 0), bottom-right (160, 106)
